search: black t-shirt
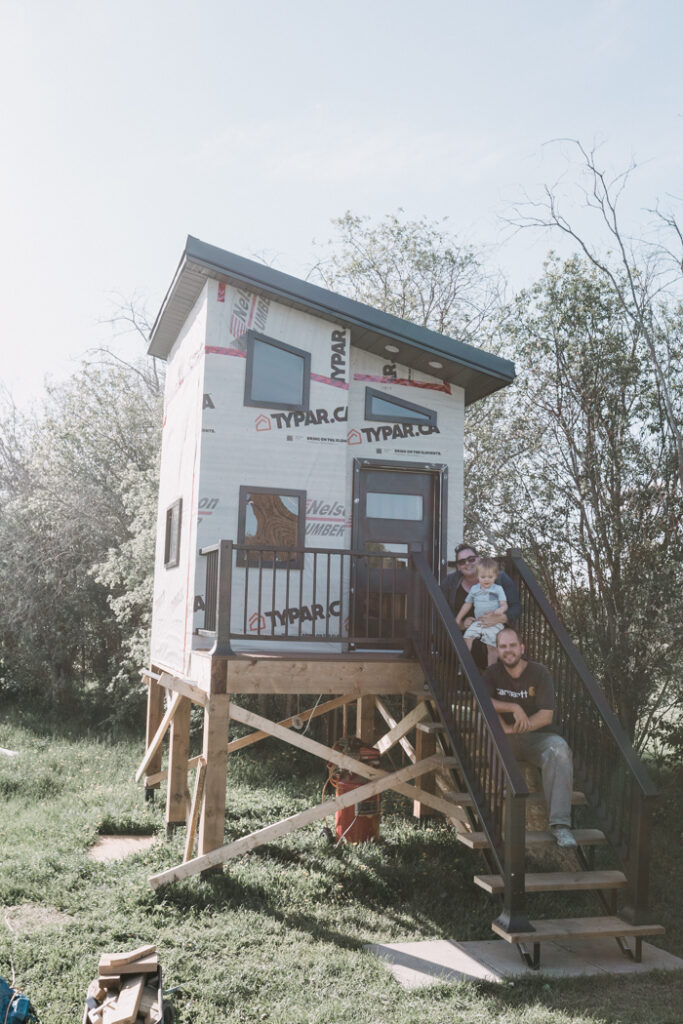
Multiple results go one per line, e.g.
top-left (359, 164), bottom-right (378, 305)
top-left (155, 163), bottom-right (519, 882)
top-left (481, 660), bottom-right (557, 733)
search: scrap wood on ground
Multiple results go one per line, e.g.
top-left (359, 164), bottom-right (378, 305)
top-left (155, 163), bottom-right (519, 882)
top-left (83, 945), bottom-right (171, 1024)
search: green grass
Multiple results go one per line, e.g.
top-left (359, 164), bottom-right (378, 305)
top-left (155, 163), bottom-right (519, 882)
top-left (1, 713), bottom-right (683, 1023)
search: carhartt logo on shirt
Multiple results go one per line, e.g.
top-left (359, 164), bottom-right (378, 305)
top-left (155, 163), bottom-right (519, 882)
top-left (529, 687), bottom-right (536, 697)
top-left (497, 688), bottom-right (530, 700)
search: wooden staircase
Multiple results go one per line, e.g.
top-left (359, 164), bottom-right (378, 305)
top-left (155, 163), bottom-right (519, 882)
top-left (428, 725), bottom-right (665, 969)
top-left (410, 549), bottom-right (664, 971)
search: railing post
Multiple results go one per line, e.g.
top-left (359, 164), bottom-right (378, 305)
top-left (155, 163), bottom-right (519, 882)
top-left (407, 543), bottom-right (423, 657)
top-left (211, 539), bottom-right (234, 657)
top-left (621, 792), bottom-right (655, 925)
top-left (494, 791), bottom-right (532, 935)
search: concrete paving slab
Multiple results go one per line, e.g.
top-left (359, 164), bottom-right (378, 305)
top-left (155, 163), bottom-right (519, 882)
top-left (367, 937), bottom-right (683, 987)
top-left (89, 834), bottom-right (158, 861)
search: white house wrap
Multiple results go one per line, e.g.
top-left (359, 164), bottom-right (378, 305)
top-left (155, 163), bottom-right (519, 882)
top-left (148, 237), bottom-right (515, 675)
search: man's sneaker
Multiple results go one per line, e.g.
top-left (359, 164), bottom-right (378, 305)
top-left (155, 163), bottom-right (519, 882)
top-left (551, 825), bottom-right (577, 848)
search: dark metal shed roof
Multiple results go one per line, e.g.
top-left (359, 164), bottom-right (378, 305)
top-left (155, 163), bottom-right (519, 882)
top-left (148, 236), bottom-right (515, 405)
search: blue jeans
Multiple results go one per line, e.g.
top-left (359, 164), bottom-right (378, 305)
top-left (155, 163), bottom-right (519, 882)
top-left (507, 732), bottom-right (573, 828)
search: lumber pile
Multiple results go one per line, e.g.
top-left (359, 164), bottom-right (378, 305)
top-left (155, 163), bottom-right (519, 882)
top-left (83, 946), bottom-right (164, 1024)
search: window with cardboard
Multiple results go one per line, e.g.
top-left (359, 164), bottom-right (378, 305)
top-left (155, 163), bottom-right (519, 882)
top-left (244, 330), bottom-right (310, 411)
top-left (364, 387), bottom-right (437, 426)
top-left (237, 486), bottom-right (306, 568)
top-left (164, 498), bottom-right (182, 569)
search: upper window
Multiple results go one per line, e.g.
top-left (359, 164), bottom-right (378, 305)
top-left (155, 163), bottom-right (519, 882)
top-left (164, 498), bottom-right (182, 568)
top-left (244, 330), bottom-right (311, 411)
top-left (364, 387), bottom-right (436, 426)
top-left (237, 486), bottom-right (306, 568)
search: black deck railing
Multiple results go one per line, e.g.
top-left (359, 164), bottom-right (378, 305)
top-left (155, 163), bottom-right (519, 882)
top-left (505, 548), bottom-right (658, 924)
top-left (198, 540), bottom-right (414, 653)
top-left (409, 550), bottom-right (531, 933)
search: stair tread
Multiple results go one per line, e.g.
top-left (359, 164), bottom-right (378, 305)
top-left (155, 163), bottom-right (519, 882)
top-left (458, 828), bottom-right (606, 850)
top-left (474, 870), bottom-right (627, 894)
top-left (444, 789), bottom-right (586, 809)
top-left (442, 790), bottom-right (474, 806)
top-left (492, 915), bottom-right (665, 943)
top-left (527, 790), bottom-right (587, 805)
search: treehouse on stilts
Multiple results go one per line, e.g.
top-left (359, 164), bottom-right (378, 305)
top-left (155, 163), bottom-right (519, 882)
top-left (139, 237), bottom-right (662, 969)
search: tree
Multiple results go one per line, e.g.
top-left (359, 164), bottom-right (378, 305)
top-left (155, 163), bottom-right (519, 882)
top-left (509, 139), bottom-right (683, 489)
top-left (312, 210), bottom-right (502, 342)
top-left (488, 256), bottom-right (683, 746)
top-left (0, 351), bottom-right (162, 719)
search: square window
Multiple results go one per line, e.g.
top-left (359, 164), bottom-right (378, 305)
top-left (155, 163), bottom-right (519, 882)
top-left (244, 330), bottom-right (311, 411)
top-left (364, 387), bottom-right (436, 426)
top-left (164, 498), bottom-right (182, 568)
top-left (237, 486), bottom-right (306, 568)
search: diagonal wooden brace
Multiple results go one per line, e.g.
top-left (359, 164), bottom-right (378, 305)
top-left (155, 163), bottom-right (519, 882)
top-left (374, 701), bottom-right (430, 755)
top-left (143, 694), bottom-right (358, 786)
top-left (135, 692), bottom-right (183, 783)
top-left (149, 754), bottom-right (445, 888)
top-left (227, 703), bottom-right (461, 819)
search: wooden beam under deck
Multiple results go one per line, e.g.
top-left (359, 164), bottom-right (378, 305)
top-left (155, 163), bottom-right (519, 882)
top-left (188, 650), bottom-right (427, 696)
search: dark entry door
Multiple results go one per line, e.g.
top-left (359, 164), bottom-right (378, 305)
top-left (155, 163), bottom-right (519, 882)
top-left (351, 461), bottom-right (444, 644)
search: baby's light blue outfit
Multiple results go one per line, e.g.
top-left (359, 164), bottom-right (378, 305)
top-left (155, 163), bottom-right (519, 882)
top-left (463, 582), bottom-right (507, 647)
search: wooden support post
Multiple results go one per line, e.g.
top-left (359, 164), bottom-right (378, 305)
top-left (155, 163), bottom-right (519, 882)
top-left (356, 696), bottom-right (375, 744)
top-left (413, 724), bottom-right (437, 820)
top-left (143, 670), bottom-right (165, 797)
top-left (197, 660), bottom-right (229, 864)
top-left (166, 696), bottom-right (191, 831)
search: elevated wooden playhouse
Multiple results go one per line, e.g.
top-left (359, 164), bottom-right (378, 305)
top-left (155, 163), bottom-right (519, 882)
top-left (139, 236), bottom-right (662, 969)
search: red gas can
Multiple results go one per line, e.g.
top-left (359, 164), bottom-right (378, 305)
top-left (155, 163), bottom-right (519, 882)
top-left (327, 737), bottom-right (381, 844)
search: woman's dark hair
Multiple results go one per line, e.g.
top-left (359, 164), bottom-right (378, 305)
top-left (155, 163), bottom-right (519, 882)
top-left (454, 543), bottom-right (478, 559)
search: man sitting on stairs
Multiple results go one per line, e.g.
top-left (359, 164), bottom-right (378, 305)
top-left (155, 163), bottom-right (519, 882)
top-left (482, 627), bottom-right (577, 849)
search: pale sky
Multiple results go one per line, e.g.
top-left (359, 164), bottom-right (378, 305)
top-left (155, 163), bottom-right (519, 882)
top-left (2, 0), bottom-right (682, 406)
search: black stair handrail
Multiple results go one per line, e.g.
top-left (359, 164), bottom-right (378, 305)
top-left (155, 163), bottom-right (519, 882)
top-left (506, 548), bottom-right (657, 924)
top-left (409, 550), bottom-right (532, 934)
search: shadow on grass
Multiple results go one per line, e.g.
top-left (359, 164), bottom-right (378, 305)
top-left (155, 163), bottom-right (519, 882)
top-left (147, 825), bottom-right (495, 947)
top-left (468, 968), bottom-right (683, 1024)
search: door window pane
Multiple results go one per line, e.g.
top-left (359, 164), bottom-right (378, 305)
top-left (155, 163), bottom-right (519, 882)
top-left (365, 492), bottom-right (423, 520)
top-left (364, 541), bottom-right (409, 568)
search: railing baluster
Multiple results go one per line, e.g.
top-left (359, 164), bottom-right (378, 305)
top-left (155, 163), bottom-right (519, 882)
top-left (297, 550), bottom-right (304, 637)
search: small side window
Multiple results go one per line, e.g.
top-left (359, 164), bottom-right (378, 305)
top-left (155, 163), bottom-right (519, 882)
top-left (364, 387), bottom-right (437, 426)
top-left (244, 330), bottom-right (311, 411)
top-left (164, 498), bottom-right (182, 568)
top-left (237, 486), bottom-right (306, 568)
